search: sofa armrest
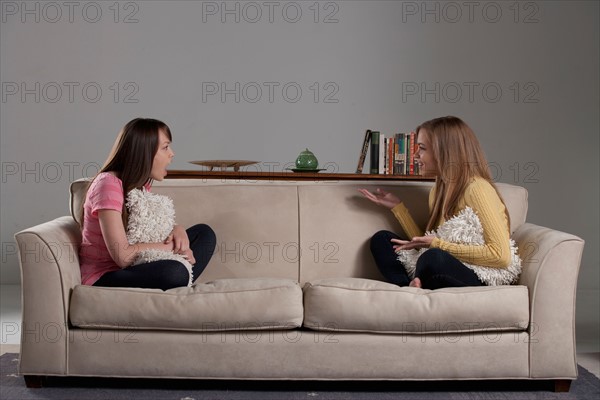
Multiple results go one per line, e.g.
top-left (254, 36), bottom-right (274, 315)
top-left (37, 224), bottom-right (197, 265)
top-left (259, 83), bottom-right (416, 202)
top-left (512, 222), bottom-right (585, 379)
top-left (15, 216), bottom-right (82, 376)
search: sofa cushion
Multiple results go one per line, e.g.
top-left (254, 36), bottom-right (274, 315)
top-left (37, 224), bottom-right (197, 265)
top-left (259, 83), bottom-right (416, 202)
top-left (70, 278), bottom-right (303, 331)
top-left (303, 278), bottom-right (529, 334)
top-left (296, 182), bottom-right (528, 283)
top-left (70, 179), bottom-right (302, 282)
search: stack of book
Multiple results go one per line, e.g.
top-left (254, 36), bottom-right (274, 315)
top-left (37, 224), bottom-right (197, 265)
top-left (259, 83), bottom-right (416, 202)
top-left (356, 130), bottom-right (421, 175)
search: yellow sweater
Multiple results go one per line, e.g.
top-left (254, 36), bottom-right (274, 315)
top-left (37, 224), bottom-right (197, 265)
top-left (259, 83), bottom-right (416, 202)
top-left (391, 177), bottom-right (511, 268)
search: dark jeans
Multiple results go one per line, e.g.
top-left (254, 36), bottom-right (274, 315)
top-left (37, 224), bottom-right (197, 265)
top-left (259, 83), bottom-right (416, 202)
top-left (369, 230), bottom-right (484, 289)
top-left (94, 224), bottom-right (217, 291)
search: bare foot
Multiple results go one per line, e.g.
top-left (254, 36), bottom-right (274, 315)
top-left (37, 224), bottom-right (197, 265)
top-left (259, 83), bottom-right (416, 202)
top-left (409, 278), bottom-right (422, 288)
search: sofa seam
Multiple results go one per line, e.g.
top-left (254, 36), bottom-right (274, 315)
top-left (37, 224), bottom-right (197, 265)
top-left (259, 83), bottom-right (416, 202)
top-left (296, 185), bottom-right (301, 283)
top-left (75, 283), bottom-right (302, 297)
top-left (306, 284), bottom-right (524, 295)
top-left (70, 322), bottom-right (304, 332)
top-left (301, 325), bottom-right (528, 335)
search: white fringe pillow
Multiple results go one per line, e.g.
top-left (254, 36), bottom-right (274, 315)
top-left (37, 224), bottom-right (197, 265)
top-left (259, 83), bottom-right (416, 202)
top-left (396, 207), bottom-right (522, 286)
top-left (126, 188), bottom-right (193, 287)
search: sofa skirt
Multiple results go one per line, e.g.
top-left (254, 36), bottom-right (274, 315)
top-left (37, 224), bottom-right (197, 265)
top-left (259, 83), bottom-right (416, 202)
top-left (62, 329), bottom-right (530, 380)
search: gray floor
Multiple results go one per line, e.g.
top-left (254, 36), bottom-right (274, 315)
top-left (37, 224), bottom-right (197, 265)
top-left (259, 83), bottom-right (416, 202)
top-left (2, 284), bottom-right (599, 378)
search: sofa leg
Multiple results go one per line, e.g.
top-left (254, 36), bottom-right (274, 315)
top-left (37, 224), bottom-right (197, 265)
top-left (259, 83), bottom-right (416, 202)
top-left (554, 379), bottom-right (572, 392)
top-left (23, 375), bottom-right (45, 388)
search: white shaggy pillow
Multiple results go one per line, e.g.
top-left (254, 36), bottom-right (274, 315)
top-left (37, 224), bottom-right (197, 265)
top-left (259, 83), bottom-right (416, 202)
top-left (396, 207), bottom-right (522, 286)
top-left (126, 188), bottom-right (193, 287)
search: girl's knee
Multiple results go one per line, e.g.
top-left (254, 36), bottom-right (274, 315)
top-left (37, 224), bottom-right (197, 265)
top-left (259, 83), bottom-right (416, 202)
top-left (419, 248), bottom-right (446, 263)
top-left (188, 224), bottom-right (217, 256)
top-left (370, 230), bottom-right (394, 248)
top-left (415, 248), bottom-right (447, 276)
top-left (190, 224), bottom-right (217, 244)
top-left (160, 261), bottom-right (191, 290)
top-left (200, 224), bottom-right (216, 241)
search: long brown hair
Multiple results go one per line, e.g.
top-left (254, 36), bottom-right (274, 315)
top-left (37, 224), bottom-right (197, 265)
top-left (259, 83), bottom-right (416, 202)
top-left (417, 116), bottom-right (508, 231)
top-left (80, 118), bottom-right (172, 227)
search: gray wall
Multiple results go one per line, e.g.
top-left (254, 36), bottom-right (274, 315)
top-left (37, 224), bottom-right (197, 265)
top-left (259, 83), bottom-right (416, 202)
top-left (1, 1), bottom-right (598, 350)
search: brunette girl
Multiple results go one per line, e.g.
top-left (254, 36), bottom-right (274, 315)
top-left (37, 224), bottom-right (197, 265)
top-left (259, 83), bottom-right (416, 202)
top-left (79, 118), bottom-right (216, 290)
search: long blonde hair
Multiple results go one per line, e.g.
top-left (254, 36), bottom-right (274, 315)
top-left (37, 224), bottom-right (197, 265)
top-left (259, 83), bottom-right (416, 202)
top-left (417, 116), bottom-right (509, 231)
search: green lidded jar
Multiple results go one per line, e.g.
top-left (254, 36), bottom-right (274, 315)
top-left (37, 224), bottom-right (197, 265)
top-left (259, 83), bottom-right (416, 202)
top-left (295, 148), bottom-right (319, 170)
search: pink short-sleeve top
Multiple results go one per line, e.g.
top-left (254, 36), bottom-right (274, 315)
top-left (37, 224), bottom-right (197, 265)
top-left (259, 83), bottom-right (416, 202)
top-left (79, 172), bottom-right (125, 285)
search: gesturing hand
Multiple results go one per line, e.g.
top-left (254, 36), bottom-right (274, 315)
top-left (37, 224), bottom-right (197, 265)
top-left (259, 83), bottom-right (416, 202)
top-left (358, 188), bottom-right (401, 210)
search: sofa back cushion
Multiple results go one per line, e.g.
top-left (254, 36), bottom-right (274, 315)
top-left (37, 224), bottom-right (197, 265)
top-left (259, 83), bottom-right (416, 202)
top-left (70, 179), bottom-right (302, 282)
top-left (297, 181), bottom-right (527, 283)
top-left (154, 183), bottom-right (301, 282)
top-left (297, 182), bottom-right (431, 282)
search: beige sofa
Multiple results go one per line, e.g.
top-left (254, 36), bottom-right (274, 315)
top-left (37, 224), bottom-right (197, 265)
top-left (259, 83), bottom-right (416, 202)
top-left (15, 178), bottom-right (584, 391)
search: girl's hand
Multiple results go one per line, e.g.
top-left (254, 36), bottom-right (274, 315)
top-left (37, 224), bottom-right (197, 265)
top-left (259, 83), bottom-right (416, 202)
top-left (392, 236), bottom-right (434, 251)
top-left (358, 188), bottom-right (401, 210)
top-left (99, 209), bottom-right (175, 268)
top-left (181, 248), bottom-right (196, 265)
top-left (165, 225), bottom-right (190, 255)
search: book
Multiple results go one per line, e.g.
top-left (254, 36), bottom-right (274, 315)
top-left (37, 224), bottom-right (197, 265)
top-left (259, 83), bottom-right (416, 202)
top-left (404, 134), bottom-right (410, 174)
top-left (413, 131), bottom-right (420, 175)
top-left (409, 131), bottom-right (416, 175)
top-left (394, 133), bottom-right (404, 175)
top-left (370, 131), bottom-right (380, 174)
top-left (382, 137), bottom-right (387, 174)
top-left (355, 130), bottom-right (372, 173)
top-left (378, 133), bottom-right (386, 174)
top-left (388, 136), bottom-right (395, 175)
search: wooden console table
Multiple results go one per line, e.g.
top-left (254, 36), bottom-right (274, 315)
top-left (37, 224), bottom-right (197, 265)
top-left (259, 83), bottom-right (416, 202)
top-left (165, 169), bottom-right (433, 181)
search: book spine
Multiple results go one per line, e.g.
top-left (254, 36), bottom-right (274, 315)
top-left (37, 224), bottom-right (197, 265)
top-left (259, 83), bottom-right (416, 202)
top-left (370, 131), bottom-right (380, 174)
top-left (409, 131), bottom-right (415, 175)
top-left (379, 133), bottom-right (386, 174)
top-left (404, 134), bottom-right (409, 174)
top-left (383, 137), bottom-right (388, 174)
top-left (381, 137), bottom-right (385, 175)
top-left (393, 134), bottom-right (400, 174)
top-left (356, 129), bottom-right (372, 174)
top-left (397, 133), bottom-right (405, 175)
top-left (413, 131), bottom-right (420, 175)
top-left (388, 137), bottom-right (394, 175)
